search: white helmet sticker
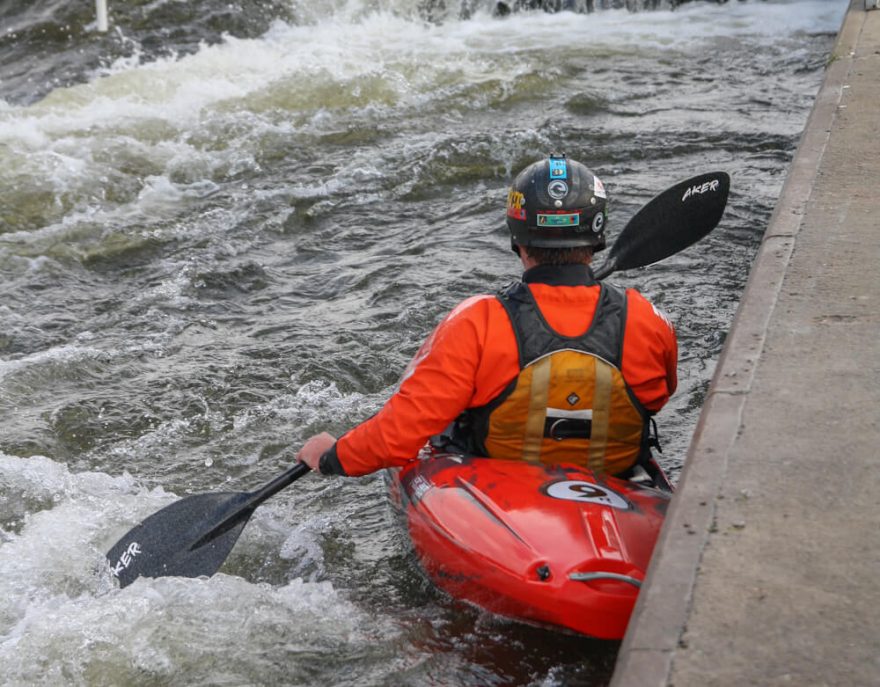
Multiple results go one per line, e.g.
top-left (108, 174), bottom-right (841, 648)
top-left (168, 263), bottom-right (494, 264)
top-left (545, 480), bottom-right (630, 509)
top-left (593, 176), bottom-right (606, 199)
top-left (592, 212), bottom-right (605, 233)
top-left (548, 179), bottom-right (569, 199)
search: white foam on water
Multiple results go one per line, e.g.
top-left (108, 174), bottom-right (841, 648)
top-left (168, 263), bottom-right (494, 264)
top-left (0, 574), bottom-right (376, 685)
top-left (231, 379), bottom-right (384, 435)
top-left (278, 512), bottom-right (337, 580)
top-left (0, 0), bottom-right (844, 240)
top-left (0, 455), bottom-right (140, 628)
top-left (0, 344), bottom-right (110, 382)
top-left (0, 452), bottom-right (387, 684)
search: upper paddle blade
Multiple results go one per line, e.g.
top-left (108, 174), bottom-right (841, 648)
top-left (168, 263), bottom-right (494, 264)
top-left (106, 491), bottom-right (254, 589)
top-left (594, 172), bottom-right (730, 279)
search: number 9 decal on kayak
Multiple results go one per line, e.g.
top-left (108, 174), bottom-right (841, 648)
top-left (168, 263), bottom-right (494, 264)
top-left (544, 481), bottom-right (630, 510)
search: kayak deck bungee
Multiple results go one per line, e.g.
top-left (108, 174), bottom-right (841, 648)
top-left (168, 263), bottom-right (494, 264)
top-left (387, 451), bottom-right (671, 640)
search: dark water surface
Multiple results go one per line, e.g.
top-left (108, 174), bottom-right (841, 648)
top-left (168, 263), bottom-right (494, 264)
top-left (0, 1), bottom-right (845, 684)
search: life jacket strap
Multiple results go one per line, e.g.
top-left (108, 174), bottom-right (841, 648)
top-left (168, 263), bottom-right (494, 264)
top-left (522, 356), bottom-right (551, 462)
top-left (587, 358), bottom-right (613, 474)
top-left (647, 416), bottom-right (663, 454)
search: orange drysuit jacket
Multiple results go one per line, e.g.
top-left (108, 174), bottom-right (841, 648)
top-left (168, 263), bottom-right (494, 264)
top-left (320, 266), bottom-right (677, 477)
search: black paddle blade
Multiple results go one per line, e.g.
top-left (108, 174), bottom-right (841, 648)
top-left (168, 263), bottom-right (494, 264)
top-left (105, 462), bottom-right (311, 589)
top-left (106, 491), bottom-right (254, 589)
top-left (594, 171), bottom-right (730, 279)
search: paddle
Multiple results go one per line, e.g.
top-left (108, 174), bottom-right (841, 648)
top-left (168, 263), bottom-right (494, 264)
top-left (105, 170), bottom-right (729, 589)
top-left (593, 171), bottom-right (730, 280)
top-left (106, 462), bottom-right (310, 588)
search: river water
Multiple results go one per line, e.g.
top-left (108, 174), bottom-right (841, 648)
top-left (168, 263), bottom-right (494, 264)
top-left (0, 1), bottom-right (845, 685)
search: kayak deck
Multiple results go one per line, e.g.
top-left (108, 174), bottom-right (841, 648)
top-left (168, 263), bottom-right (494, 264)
top-left (387, 452), bottom-right (671, 640)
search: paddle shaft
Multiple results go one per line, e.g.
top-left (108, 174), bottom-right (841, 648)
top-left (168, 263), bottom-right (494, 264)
top-left (188, 461), bottom-right (311, 550)
top-left (249, 461), bottom-right (311, 505)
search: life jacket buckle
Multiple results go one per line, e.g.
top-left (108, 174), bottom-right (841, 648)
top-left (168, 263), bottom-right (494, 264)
top-left (544, 416), bottom-right (592, 441)
top-left (548, 418), bottom-right (566, 441)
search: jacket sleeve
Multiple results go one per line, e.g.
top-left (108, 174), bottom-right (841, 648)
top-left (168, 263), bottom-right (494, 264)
top-left (621, 290), bottom-right (678, 413)
top-left (327, 296), bottom-right (492, 477)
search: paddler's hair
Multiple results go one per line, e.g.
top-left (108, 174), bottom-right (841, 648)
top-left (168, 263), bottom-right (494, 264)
top-left (521, 245), bottom-right (593, 266)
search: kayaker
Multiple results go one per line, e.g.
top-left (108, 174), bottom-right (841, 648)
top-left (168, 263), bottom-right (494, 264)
top-left (298, 154), bottom-right (677, 479)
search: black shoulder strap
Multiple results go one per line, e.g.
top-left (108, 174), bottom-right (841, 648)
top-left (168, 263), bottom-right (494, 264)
top-left (496, 280), bottom-right (628, 368)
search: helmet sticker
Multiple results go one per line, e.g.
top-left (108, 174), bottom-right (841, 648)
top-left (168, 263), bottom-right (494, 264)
top-left (593, 176), bottom-right (606, 199)
top-left (592, 212), bottom-right (605, 233)
top-left (507, 188), bottom-right (526, 220)
top-left (549, 157), bottom-right (568, 180)
top-left (538, 212), bottom-right (579, 227)
top-left (547, 179), bottom-right (568, 199)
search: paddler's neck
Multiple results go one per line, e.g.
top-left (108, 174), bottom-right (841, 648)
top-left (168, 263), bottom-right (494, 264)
top-left (522, 263), bottom-right (597, 286)
top-left (517, 247), bottom-right (596, 286)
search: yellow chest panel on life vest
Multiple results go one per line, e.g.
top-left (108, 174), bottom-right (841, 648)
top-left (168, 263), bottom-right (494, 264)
top-left (483, 349), bottom-right (646, 475)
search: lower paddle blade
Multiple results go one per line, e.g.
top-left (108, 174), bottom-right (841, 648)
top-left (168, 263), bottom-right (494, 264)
top-left (594, 171), bottom-right (730, 279)
top-left (107, 491), bottom-right (254, 589)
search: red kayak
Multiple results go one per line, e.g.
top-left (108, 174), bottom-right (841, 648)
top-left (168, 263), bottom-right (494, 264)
top-left (387, 450), bottom-right (671, 640)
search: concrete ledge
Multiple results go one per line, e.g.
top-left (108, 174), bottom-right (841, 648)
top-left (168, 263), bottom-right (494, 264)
top-left (610, 2), bottom-right (867, 685)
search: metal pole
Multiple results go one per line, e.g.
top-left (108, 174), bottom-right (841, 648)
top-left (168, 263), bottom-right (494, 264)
top-left (96, 0), bottom-right (109, 32)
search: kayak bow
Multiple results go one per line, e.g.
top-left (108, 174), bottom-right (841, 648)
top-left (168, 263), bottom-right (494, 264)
top-left (387, 451), bottom-right (671, 639)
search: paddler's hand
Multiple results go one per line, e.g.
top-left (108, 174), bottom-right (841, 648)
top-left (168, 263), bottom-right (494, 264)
top-left (297, 432), bottom-right (337, 472)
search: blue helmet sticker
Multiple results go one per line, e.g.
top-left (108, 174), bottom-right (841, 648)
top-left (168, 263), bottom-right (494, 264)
top-left (548, 157), bottom-right (567, 180)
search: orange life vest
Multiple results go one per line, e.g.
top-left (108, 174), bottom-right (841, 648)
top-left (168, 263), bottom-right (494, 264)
top-left (330, 264), bottom-right (675, 478)
top-left (454, 280), bottom-right (649, 475)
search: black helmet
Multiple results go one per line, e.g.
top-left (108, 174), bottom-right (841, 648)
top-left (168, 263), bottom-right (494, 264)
top-left (506, 154), bottom-right (607, 251)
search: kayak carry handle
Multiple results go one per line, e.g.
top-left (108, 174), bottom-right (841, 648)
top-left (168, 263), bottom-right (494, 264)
top-left (569, 572), bottom-right (642, 588)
